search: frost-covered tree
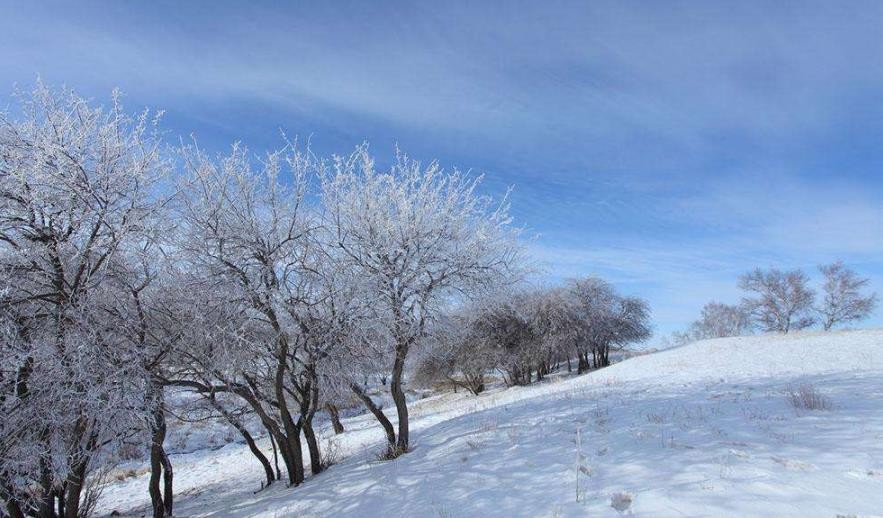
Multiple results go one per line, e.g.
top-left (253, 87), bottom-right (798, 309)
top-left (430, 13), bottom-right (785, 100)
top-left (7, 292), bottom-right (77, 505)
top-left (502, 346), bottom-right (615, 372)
top-left (687, 302), bottom-right (752, 340)
top-left (320, 145), bottom-right (523, 455)
top-left (475, 295), bottom-right (539, 386)
top-left (566, 277), bottom-right (651, 370)
top-left (174, 141), bottom-right (325, 485)
top-left (818, 261), bottom-right (877, 330)
top-left (739, 268), bottom-right (816, 333)
top-left (525, 287), bottom-right (577, 380)
top-left (0, 82), bottom-right (169, 517)
top-left (415, 307), bottom-right (501, 395)
top-left (417, 280), bottom-right (650, 391)
top-left (103, 238), bottom-right (181, 518)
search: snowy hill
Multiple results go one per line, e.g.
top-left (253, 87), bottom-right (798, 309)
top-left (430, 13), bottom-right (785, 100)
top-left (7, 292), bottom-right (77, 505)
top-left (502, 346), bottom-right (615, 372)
top-left (99, 329), bottom-right (883, 517)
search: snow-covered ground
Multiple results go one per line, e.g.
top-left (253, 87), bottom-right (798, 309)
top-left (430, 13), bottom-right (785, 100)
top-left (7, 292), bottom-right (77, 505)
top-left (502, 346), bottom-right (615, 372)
top-left (98, 329), bottom-right (883, 517)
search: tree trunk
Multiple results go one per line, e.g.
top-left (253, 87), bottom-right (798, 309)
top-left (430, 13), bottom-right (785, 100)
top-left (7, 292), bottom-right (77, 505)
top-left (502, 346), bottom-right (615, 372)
top-left (160, 449), bottom-right (173, 516)
top-left (269, 433), bottom-right (282, 480)
top-left (577, 351), bottom-right (589, 374)
top-left (63, 456), bottom-right (89, 518)
top-left (283, 429), bottom-right (305, 485)
top-left (235, 387), bottom-right (303, 486)
top-left (241, 428), bottom-right (274, 487)
top-left (149, 403), bottom-right (168, 518)
top-left (273, 356), bottom-right (305, 485)
top-left (0, 476), bottom-right (25, 518)
top-left (300, 371), bottom-right (323, 475)
top-left (269, 427), bottom-right (303, 486)
top-left (210, 396), bottom-right (274, 487)
top-left (3, 498), bottom-right (24, 518)
top-left (302, 421), bottom-right (323, 475)
top-left (149, 439), bottom-right (164, 518)
top-left (38, 446), bottom-right (54, 518)
top-left (350, 383), bottom-right (396, 450)
top-left (390, 349), bottom-right (409, 455)
top-left (326, 403), bottom-right (344, 434)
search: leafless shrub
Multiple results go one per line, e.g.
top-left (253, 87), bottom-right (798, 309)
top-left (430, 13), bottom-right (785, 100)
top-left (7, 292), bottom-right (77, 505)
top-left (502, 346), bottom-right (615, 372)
top-left (786, 384), bottom-right (832, 411)
top-left (81, 464), bottom-right (116, 518)
top-left (376, 443), bottom-right (409, 461)
top-left (319, 439), bottom-right (342, 470)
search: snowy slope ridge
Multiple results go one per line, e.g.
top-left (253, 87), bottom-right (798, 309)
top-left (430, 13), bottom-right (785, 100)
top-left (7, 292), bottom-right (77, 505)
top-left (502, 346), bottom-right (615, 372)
top-left (99, 329), bottom-right (883, 517)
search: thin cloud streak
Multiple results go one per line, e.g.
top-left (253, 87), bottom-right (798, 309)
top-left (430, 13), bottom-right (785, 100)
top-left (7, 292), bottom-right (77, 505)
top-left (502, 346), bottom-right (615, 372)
top-left (1, 1), bottom-right (881, 337)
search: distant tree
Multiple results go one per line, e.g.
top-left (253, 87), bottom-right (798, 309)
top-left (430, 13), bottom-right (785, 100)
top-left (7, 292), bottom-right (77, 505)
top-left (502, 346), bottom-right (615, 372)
top-left (566, 277), bottom-right (651, 370)
top-left (687, 302), bottom-right (752, 340)
top-left (739, 268), bottom-right (815, 333)
top-left (477, 295), bottom-right (539, 387)
top-left (817, 261), bottom-right (877, 330)
top-left (414, 311), bottom-right (498, 395)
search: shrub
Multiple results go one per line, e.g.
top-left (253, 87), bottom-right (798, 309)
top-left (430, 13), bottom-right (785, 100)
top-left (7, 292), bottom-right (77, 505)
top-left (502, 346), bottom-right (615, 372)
top-left (786, 384), bottom-right (832, 411)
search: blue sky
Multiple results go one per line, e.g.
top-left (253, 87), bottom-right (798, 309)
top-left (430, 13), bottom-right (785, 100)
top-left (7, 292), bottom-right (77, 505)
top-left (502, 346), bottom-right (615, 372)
top-left (2, 1), bottom-right (882, 339)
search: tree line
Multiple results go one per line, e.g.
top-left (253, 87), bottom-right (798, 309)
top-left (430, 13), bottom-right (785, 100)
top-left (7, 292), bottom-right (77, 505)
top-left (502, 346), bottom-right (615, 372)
top-left (415, 278), bottom-right (651, 394)
top-left (674, 263), bottom-right (877, 343)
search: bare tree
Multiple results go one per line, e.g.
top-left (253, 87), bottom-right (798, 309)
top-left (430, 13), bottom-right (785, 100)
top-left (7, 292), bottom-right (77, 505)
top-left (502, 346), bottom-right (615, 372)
top-left (321, 145), bottom-right (523, 455)
top-left (415, 309), bottom-right (500, 395)
top-left (476, 296), bottom-right (538, 386)
top-left (739, 268), bottom-right (816, 333)
top-left (687, 302), bottom-right (751, 340)
top-left (565, 277), bottom-right (651, 370)
top-left (818, 261), bottom-right (877, 330)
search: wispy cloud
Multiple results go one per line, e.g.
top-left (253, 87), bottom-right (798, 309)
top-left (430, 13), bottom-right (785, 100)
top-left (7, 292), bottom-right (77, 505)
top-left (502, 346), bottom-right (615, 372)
top-left (2, 1), bottom-right (881, 337)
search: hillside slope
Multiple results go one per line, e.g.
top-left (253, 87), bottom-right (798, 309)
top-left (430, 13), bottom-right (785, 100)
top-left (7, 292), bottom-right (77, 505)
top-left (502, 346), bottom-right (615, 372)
top-left (99, 329), bottom-right (883, 517)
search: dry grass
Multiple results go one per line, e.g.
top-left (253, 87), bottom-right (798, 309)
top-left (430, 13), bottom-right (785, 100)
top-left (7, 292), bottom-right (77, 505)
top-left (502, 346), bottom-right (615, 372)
top-left (320, 438), bottom-right (342, 470)
top-left (786, 384), bottom-right (833, 411)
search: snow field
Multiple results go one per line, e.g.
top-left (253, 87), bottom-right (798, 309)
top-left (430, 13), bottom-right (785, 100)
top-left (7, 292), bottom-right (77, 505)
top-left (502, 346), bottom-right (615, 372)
top-left (99, 329), bottom-right (883, 517)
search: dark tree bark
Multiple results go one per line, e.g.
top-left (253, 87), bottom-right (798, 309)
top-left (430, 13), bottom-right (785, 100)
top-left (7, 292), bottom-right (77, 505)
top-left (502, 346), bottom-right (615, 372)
top-left (146, 382), bottom-right (173, 518)
top-left (37, 439), bottom-right (54, 518)
top-left (3, 497), bottom-right (25, 518)
top-left (63, 455), bottom-right (89, 518)
top-left (238, 429), bottom-right (273, 488)
top-left (302, 422), bottom-right (322, 474)
top-left (390, 349), bottom-right (409, 455)
top-left (326, 403), bottom-right (344, 434)
top-left (268, 433), bottom-right (281, 480)
top-left (149, 405), bottom-right (168, 518)
top-left (166, 378), bottom-right (307, 487)
top-left (209, 396), bottom-right (275, 487)
top-left (350, 383), bottom-right (396, 450)
top-left (298, 368), bottom-right (323, 475)
top-left (160, 449), bottom-right (173, 516)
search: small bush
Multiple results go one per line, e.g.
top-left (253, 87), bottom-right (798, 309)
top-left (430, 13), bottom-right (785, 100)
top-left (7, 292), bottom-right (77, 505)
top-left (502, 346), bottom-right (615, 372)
top-left (610, 491), bottom-right (633, 513)
top-left (376, 443), bottom-right (408, 461)
top-left (320, 439), bottom-right (341, 470)
top-left (786, 384), bottom-right (832, 411)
